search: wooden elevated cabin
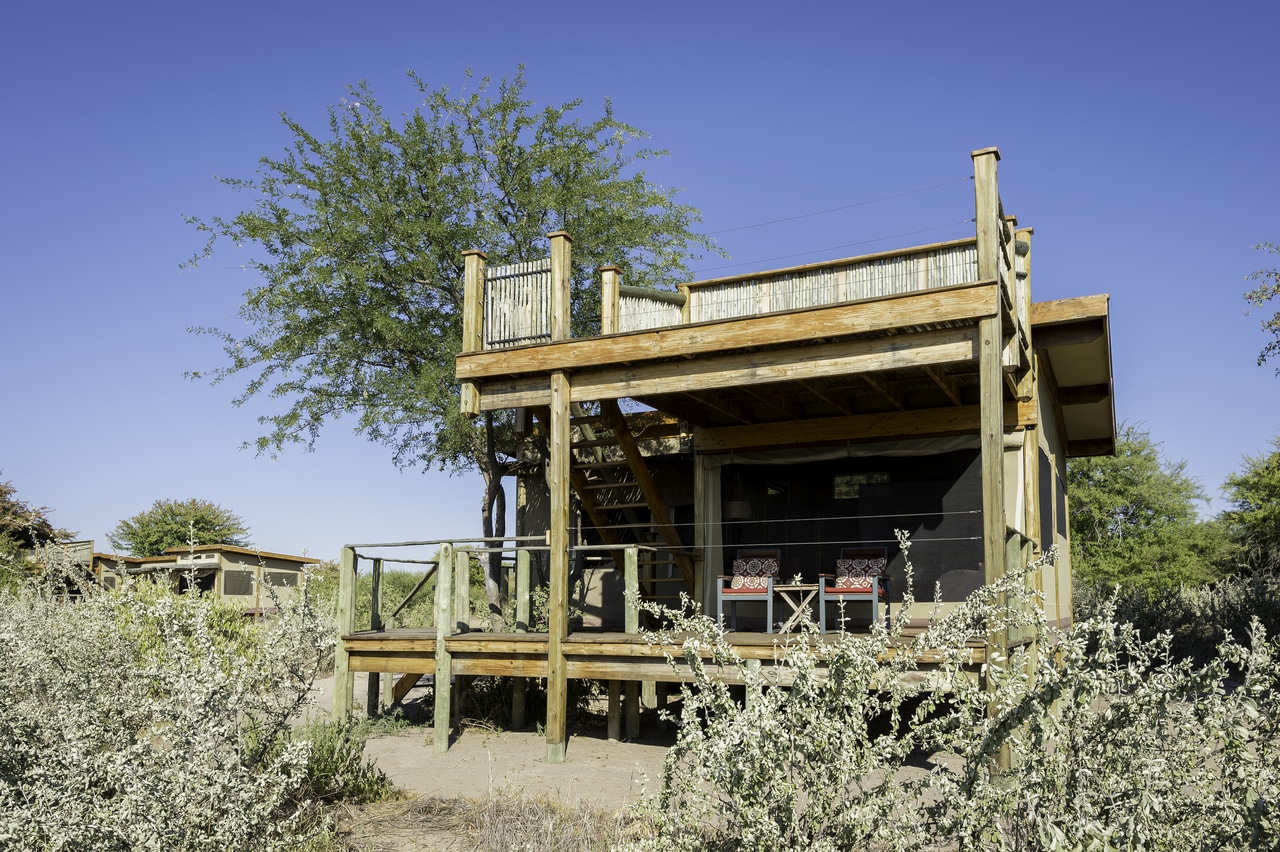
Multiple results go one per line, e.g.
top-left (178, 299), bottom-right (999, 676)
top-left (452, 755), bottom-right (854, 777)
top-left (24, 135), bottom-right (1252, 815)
top-left (334, 148), bottom-right (1115, 763)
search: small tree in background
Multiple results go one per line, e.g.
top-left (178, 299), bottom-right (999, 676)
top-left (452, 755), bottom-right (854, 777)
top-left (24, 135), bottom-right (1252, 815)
top-left (0, 473), bottom-right (74, 554)
top-left (108, 498), bottom-right (250, 557)
top-left (1222, 436), bottom-right (1280, 575)
top-left (1245, 241), bottom-right (1280, 372)
top-left (1067, 423), bottom-right (1234, 589)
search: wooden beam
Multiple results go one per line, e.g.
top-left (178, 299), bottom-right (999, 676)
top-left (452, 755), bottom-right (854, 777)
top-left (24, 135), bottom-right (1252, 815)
top-left (479, 328), bottom-right (980, 415)
top-left (1057, 383), bottom-right (1110, 406)
top-left (1032, 320), bottom-right (1105, 349)
top-left (862, 374), bottom-right (905, 410)
top-left (391, 672), bottom-right (423, 704)
top-left (924, 366), bottom-right (964, 406)
top-left (1030, 294), bottom-right (1109, 327)
top-left (678, 390), bottom-right (755, 425)
top-left (456, 283), bottom-right (1000, 381)
top-left (569, 327), bottom-right (979, 405)
top-left (546, 370), bottom-right (571, 764)
top-left (694, 401), bottom-right (1034, 453)
top-left (1067, 437), bottom-right (1116, 457)
top-left (800, 379), bottom-right (856, 416)
top-left (745, 385), bottom-right (805, 419)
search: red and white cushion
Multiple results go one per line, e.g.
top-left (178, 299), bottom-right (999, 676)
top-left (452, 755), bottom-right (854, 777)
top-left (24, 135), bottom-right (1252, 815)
top-left (729, 558), bottom-right (779, 590)
top-left (829, 557), bottom-right (888, 594)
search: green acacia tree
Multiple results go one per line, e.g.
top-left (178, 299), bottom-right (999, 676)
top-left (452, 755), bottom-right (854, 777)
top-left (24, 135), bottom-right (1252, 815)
top-left (1221, 437), bottom-right (1280, 574)
top-left (1067, 423), bottom-right (1234, 589)
top-left (1245, 242), bottom-right (1280, 372)
top-left (0, 474), bottom-right (73, 555)
top-left (108, 498), bottom-right (250, 557)
top-left (184, 69), bottom-right (719, 615)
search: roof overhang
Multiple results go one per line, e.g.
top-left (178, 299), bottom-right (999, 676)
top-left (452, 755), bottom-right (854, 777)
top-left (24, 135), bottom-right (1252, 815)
top-left (1030, 294), bottom-right (1115, 457)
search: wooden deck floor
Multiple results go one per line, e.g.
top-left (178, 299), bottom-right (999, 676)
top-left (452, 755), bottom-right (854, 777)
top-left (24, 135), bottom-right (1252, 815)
top-left (342, 628), bottom-right (987, 686)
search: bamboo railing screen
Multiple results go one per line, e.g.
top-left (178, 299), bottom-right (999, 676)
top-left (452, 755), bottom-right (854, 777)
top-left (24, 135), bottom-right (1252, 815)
top-left (688, 242), bottom-right (979, 324)
top-left (617, 294), bottom-right (683, 332)
top-left (484, 258), bottom-right (552, 349)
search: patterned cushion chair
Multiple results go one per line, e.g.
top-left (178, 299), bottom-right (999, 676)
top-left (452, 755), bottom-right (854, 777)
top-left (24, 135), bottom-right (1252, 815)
top-left (716, 548), bottom-right (781, 633)
top-left (819, 546), bottom-right (890, 632)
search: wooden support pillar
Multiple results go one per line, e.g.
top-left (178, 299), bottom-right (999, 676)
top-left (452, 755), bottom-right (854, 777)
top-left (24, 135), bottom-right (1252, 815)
top-left (366, 557), bottom-right (384, 717)
top-left (433, 542), bottom-right (455, 754)
top-left (460, 250), bottom-right (487, 417)
top-left (745, 658), bottom-right (762, 711)
top-left (333, 546), bottom-right (357, 720)
top-left (973, 146), bottom-right (1010, 771)
top-left (454, 549), bottom-right (470, 634)
top-left (624, 546), bottom-right (640, 739)
top-left (546, 370), bottom-right (571, 764)
top-left (601, 265), bottom-right (621, 335)
top-left (548, 231), bottom-right (572, 342)
top-left (607, 679), bottom-right (622, 741)
top-left (511, 549), bottom-right (530, 730)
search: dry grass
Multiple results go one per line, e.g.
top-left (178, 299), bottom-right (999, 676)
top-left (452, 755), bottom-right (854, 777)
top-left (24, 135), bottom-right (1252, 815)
top-left (331, 792), bottom-right (655, 852)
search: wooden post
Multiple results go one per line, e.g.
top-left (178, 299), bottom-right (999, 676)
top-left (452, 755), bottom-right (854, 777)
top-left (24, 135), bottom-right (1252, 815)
top-left (433, 542), bottom-right (455, 753)
top-left (366, 557), bottom-right (384, 717)
top-left (745, 658), bottom-right (762, 711)
top-left (607, 679), bottom-right (622, 741)
top-left (549, 231), bottom-right (572, 341)
top-left (624, 546), bottom-right (640, 739)
top-left (380, 614), bottom-right (395, 710)
top-left (601, 265), bottom-right (621, 335)
top-left (454, 549), bottom-right (470, 634)
top-left (973, 146), bottom-right (1009, 771)
top-left (460, 250), bottom-right (487, 417)
top-left (333, 546), bottom-right (358, 720)
top-left (546, 369), bottom-right (572, 763)
top-left (512, 548), bottom-right (530, 730)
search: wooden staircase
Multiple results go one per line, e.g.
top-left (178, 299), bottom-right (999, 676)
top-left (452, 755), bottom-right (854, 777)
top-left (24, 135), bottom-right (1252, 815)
top-left (562, 400), bottom-right (695, 614)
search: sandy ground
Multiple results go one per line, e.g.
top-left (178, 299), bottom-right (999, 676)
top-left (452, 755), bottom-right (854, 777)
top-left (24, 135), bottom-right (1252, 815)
top-left (312, 673), bottom-right (672, 811)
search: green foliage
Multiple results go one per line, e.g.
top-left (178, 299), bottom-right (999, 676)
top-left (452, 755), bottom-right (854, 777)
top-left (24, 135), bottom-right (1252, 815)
top-left (627, 544), bottom-right (1280, 851)
top-left (184, 68), bottom-right (719, 477)
top-left (0, 544), bottom-right (340, 850)
top-left (1222, 436), bottom-right (1280, 574)
top-left (1245, 241), bottom-right (1280, 372)
top-left (1076, 571), bottom-right (1280, 665)
top-left (0, 472), bottom-right (73, 556)
top-left (108, 497), bottom-right (250, 556)
top-left (1067, 422), bottom-right (1233, 588)
top-left (249, 718), bottom-right (394, 813)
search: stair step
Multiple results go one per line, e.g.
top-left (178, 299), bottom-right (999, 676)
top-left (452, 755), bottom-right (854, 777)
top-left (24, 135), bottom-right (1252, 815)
top-left (579, 481), bottom-right (638, 492)
top-left (575, 460), bottom-right (629, 470)
top-left (571, 437), bottom-right (620, 449)
top-left (598, 501), bottom-right (649, 511)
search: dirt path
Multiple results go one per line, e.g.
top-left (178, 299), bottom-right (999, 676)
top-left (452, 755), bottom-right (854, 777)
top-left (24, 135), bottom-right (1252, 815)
top-left (312, 674), bottom-right (671, 810)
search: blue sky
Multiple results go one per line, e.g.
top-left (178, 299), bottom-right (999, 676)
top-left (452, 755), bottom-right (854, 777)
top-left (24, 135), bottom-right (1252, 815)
top-left (3, 1), bottom-right (1277, 561)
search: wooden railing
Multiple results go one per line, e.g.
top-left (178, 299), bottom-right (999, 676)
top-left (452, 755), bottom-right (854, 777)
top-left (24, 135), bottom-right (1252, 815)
top-left (681, 239), bottom-right (979, 323)
top-left (463, 150), bottom-right (1030, 354)
top-left (483, 258), bottom-right (552, 349)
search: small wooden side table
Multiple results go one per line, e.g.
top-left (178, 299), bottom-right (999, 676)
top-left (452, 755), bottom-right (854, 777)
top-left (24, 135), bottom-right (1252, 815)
top-left (773, 584), bottom-right (820, 633)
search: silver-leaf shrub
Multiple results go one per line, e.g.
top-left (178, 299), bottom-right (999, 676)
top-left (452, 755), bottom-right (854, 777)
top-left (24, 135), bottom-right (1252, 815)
top-left (0, 545), bottom-right (338, 851)
top-left (629, 536), bottom-right (1279, 851)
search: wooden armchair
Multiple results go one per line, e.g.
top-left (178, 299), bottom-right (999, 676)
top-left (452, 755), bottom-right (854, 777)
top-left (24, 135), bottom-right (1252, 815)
top-left (716, 548), bottom-right (781, 633)
top-left (819, 546), bottom-right (890, 632)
